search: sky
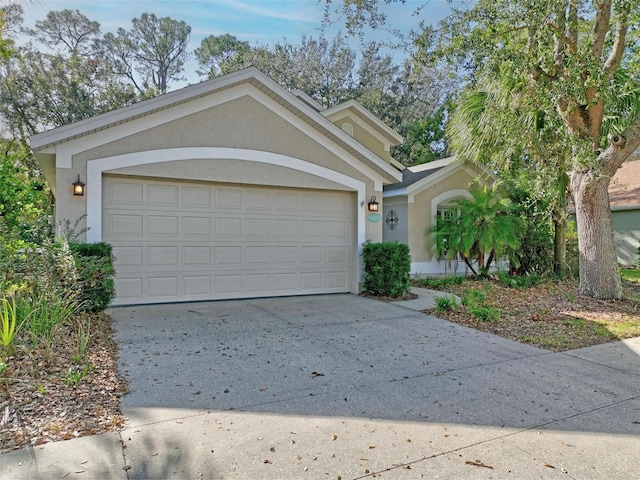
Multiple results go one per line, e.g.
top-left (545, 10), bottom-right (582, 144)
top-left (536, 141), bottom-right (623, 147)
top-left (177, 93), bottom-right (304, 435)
top-left (14, 0), bottom-right (463, 87)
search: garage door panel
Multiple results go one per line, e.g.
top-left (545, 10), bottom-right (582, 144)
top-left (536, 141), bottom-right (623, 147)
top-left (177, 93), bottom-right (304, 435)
top-left (148, 215), bottom-right (178, 236)
top-left (326, 221), bottom-right (347, 239)
top-left (273, 246), bottom-right (298, 264)
top-left (216, 189), bottom-right (243, 209)
top-left (215, 217), bottom-right (243, 238)
top-left (114, 277), bottom-right (143, 300)
top-left (148, 184), bottom-right (178, 206)
top-left (184, 275), bottom-right (211, 295)
top-left (301, 272), bottom-right (323, 289)
top-left (183, 246), bottom-right (211, 266)
top-left (183, 216), bottom-right (211, 237)
top-left (214, 245), bottom-right (242, 265)
top-left (147, 246), bottom-right (178, 266)
top-left (246, 218), bottom-right (270, 238)
top-left (109, 182), bottom-right (143, 205)
top-left (103, 176), bottom-right (354, 305)
top-left (215, 274), bottom-right (242, 293)
top-left (327, 271), bottom-right (348, 288)
top-left (148, 276), bottom-right (178, 297)
top-left (273, 219), bottom-right (298, 239)
top-left (182, 187), bottom-right (211, 208)
top-left (110, 214), bottom-right (143, 235)
top-left (246, 190), bottom-right (271, 210)
top-left (245, 273), bottom-right (271, 292)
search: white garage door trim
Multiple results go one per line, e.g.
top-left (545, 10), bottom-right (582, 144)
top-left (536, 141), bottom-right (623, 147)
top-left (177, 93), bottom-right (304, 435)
top-left (87, 147), bottom-right (366, 246)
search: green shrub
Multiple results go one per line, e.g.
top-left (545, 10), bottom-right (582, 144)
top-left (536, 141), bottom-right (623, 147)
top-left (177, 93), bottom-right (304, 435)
top-left (0, 238), bottom-right (79, 299)
top-left (434, 295), bottom-right (459, 313)
top-left (69, 242), bottom-right (116, 312)
top-left (362, 242), bottom-right (411, 298)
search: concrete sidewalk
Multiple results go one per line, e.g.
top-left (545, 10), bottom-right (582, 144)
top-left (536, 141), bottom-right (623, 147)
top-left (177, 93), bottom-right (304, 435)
top-left (2, 292), bottom-right (640, 479)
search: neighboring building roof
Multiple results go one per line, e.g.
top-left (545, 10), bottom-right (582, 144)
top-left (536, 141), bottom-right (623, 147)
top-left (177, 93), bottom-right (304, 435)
top-left (609, 159), bottom-right (640, 209)
top-left (384, 157), bottom-right (456, 192)
top-left (29, 66), bottom-right (402, 184)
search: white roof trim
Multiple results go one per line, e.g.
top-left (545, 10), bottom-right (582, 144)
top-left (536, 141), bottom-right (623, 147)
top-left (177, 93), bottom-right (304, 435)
top-left (30, 66), bottom-right (401, 183)
top-left (390, 157), bottom-right (405, 171)
top-left (384, 159), bottom-right (495, 200)
top-left (291, 89), bottom-right (324, 111)
top-left (408, 156), bottom-right (456, 173)
top-left (321, 99), bottom-right (403, 145)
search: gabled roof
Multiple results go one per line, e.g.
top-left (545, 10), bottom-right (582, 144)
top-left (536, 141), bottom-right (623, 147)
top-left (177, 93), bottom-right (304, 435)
top-left (384, 157), bottom-right (456, 192)
top-left (29, 66), bottom-right (402, 183)
top-left (610, 159), bottom-right (640, 209)
top-left (321, 99), bottom-right (404, 146)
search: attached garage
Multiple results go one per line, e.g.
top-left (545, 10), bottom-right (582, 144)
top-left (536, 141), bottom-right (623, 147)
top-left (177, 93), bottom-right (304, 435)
top-left (30, 67), bottom-right (403, 305)
top-left (102, 176), bottom-right (355, 305)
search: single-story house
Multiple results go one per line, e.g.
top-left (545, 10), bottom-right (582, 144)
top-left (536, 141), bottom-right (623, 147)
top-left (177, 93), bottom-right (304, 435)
top-left (609, 159), bottom-right (640, 265)
top-left (382, 157), bottom-right (494, 275)
top-left (30, 67), bottom-right (407, 305)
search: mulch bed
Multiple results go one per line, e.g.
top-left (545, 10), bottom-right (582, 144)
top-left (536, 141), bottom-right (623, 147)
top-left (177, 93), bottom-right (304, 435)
top-left (1, 313), bottom-right (128, 454)
top-left (423, 279), bottom-right (640, 352)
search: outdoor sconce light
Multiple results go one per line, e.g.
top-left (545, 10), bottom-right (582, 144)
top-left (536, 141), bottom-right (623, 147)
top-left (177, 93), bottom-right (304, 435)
top-left (367, 196), bottom-right (379, 212)
top-left (72, 175), bottom-right (86, 196)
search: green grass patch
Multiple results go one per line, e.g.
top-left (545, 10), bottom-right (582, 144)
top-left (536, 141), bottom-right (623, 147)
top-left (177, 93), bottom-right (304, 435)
top-left (434, 295), bottom-right (459, 314)
top-left (621, 269), bottom-right (640, 283)
top-left (595, 318), bottom-right (640, 339)
top-left (521, 334), bottom-right (574, 350)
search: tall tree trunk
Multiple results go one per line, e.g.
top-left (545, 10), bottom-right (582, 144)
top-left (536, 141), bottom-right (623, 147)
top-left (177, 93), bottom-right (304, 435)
top-left (571, 170), bottom-right (621, 299)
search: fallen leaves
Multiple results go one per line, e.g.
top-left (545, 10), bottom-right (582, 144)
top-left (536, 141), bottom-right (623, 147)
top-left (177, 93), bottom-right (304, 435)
top-left (425, 279), bottom-right (640, 352)
top-left (0, 313), bottom-right (128, 453)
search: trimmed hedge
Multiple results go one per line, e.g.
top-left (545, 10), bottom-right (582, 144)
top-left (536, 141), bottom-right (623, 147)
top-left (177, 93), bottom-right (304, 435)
top-left (362, 242), bottom-right (411, 298)
top-left (69, 242), bottom-right (116, 312)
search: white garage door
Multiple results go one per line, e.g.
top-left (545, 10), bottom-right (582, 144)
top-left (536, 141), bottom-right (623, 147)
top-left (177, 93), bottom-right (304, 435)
top-left (102, 176), bottom-right (355, 305)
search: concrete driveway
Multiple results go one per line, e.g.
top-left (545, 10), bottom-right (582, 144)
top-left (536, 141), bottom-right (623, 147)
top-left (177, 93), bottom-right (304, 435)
top-left (110, 293), bottom-right (640, 479)
top-left (3, 293), bottom-right (640, 479)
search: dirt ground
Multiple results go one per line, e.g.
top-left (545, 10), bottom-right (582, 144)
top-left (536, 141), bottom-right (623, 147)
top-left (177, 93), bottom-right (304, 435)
top-left (0, 313), bottom-right (128, 453)
top-left (423, 277), bottom-right (640, 352)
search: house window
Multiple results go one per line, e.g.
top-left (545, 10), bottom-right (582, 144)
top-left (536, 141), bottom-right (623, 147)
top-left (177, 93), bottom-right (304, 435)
top-left (436, 204), bottom-right (459, 259)
top-left (341, 123), bottom-right (354, 137)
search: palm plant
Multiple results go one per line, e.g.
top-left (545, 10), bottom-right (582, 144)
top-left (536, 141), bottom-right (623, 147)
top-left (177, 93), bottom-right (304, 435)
top-left (431, 183), bottom-right (523, 275)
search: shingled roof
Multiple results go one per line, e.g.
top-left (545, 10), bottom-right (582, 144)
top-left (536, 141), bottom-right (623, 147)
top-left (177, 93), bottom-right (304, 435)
top-left (609, 159), bottom-right (640, 209)
top-left (384, 157), bottom-right (456, 192)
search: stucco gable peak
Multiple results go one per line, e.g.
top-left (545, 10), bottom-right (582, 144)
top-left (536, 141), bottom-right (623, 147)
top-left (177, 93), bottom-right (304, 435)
top-left (321, 99), bottom-right (403, 146)
top-left (29, 66), bottom-right (401, 183)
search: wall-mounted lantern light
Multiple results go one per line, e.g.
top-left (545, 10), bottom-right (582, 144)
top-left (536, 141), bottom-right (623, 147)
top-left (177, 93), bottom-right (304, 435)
top-left (367, 196), bottom-right (379, 212)
top-left (72, 175), bottom-right (86, 196)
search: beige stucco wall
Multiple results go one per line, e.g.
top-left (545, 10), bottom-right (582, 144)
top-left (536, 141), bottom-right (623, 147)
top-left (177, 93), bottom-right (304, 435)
top-left (407, 169), bottom-right (480, 263)
top-left (382, 196), bottom-right (409, 245)
top-left (52, 91), bottom-right (385, 244)
top-left (325, 109), bottom-right (390, 162)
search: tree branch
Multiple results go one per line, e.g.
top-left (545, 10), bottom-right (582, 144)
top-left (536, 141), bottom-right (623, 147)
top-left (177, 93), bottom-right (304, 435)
top-left (603, 1), bottom-right (629, 79)
top-left (599, 112), bottom-right (640, 177)
top-left (591, 0), bottom-right (612, 61)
